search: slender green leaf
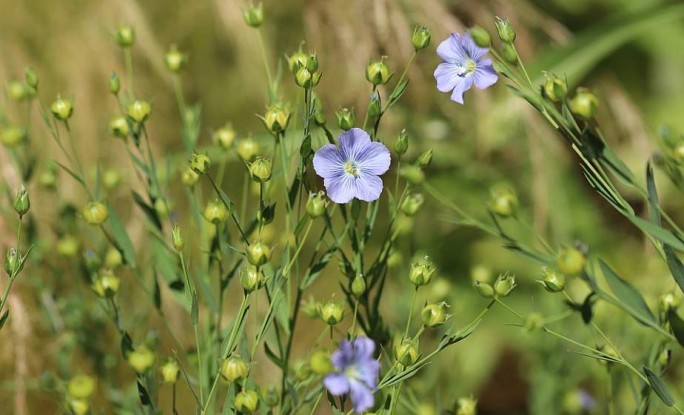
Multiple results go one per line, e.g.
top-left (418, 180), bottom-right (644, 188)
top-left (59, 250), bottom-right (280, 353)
top-left (625, 214), bottom-right (684, 251)
top-left (667, 309), bottom-right (684, 347)
top-left (646, 162), bottom-right (660, 225)
top-left (643, 367), bottom-right (674, 406)
top-left (106, 203), bottom-right (137, 267)
top-left (599, 259), bottom-right (656, 326)
top-left (0, 309), bottom-right (9, 331)
top-left (664, 246), bottom-right (684, 295)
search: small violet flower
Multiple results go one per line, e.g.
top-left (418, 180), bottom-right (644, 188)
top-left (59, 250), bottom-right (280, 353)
top-left (313, 128), bottom-right (390, 204)
top-left (324, 337), bottom-right (381, 413)
top-left (434, 33), bottom-right (498, 104)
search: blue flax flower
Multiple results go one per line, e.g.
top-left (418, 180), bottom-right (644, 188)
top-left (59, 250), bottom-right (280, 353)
top-left (313, 128), bottom-right (390, 204)
top-left (323, 337), bottom-right (381, 413)
top-left (434, 33), bottom-right (498, 104)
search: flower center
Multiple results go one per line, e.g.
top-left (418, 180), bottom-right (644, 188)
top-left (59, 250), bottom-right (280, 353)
top-left (344, 161), bottom-right (359, 176)
top-left (457, 59), bottom-right (477, 77)
top-left (345, 365), bottom-right (360, 381)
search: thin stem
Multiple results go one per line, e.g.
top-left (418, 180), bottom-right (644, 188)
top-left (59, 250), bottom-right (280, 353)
top-left (255, 29), bottom-right (274, 99)
top-left (282, 219), bottom-right (312, 276)
top-left (403, 288), bottom-right (418, 339)
top-left (125, 48), bottom-right (134, 99)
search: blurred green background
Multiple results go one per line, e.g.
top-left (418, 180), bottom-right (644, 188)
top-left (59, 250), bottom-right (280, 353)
top-left (3, 0), bottom-right (684, 413)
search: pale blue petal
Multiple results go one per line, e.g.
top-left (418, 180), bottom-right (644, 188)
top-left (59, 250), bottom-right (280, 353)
top-left (324, 173), bottom-right (356, 204)
top-left (434, 63), bottom-right (465, 93)
top-left (313, 144), bottom-right (344, 179)
top-left (436, 33), bottom-right (467, 63)
top-left (450, 76), bottom-right (474, 104)
top-left (324, 373), bottom-right (350, 396)
top-left (473, 59), bottom-right (498, 90)
top-left (339, 128), bottom-right (371, 161)
top-left (356, 359), bottom-right (380, 389)
top-left (356, 142), bottom-right (390, 176)
top-left (461, 33), bottom-right (489, 61)
top-left (349, 381), bottom-right (375, 413)
top-left (331, 340), bottom-right (353, 369)
top-left (353, 174), bottom-right (383, 203)
top-left (352, 337), bottom-right (376, 359)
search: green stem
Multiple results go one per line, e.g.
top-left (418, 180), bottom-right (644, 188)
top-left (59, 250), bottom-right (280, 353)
top-left (282, 219), bottom-right (312, 276)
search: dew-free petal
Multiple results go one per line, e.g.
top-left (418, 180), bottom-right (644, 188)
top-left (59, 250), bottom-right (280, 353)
top-left (324, 373), bottom-right (351, 395)
top-left (436, 33), bottom-right (467, 63)
top-left (324, 174), bottom-right (356, 204)
top-left (450, 76), bottom-right (474, 104)
top-left (473, 59), bottom-right (498, 90)
top-left (353, 174), bottom-right (384, 202)
top-left (313, 144), bottom-right (344, 179)
top-left (339, 128), bottom-right (372, 161)
top-left (356, 142), bottom-right (391, 176)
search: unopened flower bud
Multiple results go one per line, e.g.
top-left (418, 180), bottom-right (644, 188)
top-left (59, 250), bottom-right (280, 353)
top-left (84, 250), bottom-right (102, 273)
top-left (401, 191), bottom-right (425, 216)
top-left (109, 115), bottom-right (130, 138)
top-left (220, 356), bottom-right (249, 382)
top-left (287, 49), bottom-right (309, 74)
top-left (409, 255), bottom-right (436, 286)
top-left (351, 274), bottom-right (366, 297)
top-left (336, 108), bottom-right (355, 131)
top-left (237, 137), bottom-right (260, 162)
top-left (538, 267), bottom-right (565, 293)
top-left (658, 349), bottom-right (672, 367)
top-left (320, 301), bottom-right (345, 325)
top-left (456, 396), bottom-right (478, 415)
top-left (213, 125), bottom-right (236, 149)
top-left (261, 385), bottom-right (280, 407)
top-left (557, 246), bottom-right (585, 276)
top-left (127, 100), bottom-right (151, 123)
top-left (394, 129), bottom-right (409, 156)
top-left (82, 202), bottom-right (109, 225)
top-left (189, 152), bottom-right (211, 175)
top-left (494, 17), bottom-right (516, 43)
top-left (164, 44), bottom-right (188, 73)
top-left (92, 270), bottom-right (121, 298)
top-left (412, 26), bottom-right (432, 51)
top-left (417, 149), bottom-right (433, 167)
top-left (127, 346), bottom-right (155, 373)
top-left (659, 293), bottom-right (680, 313)
top-left (399, 164), bottom-right (425, 185)
top-left (109, 73), bottom-right (121, 95)
top-left (306, 52), bottom-right (319, 72)
top-left (313, 100), bottom-right (326, 126)
top-left (473, 280), bottom-right (495, 298)
top-left (4, 248), bottom-right (23, 276)
top-left (104, 247), bottom-right (123, 269)
top-left (243, 3), bottom-right (264, 28)
top-left (13, 185), bottom-right (30, 217)
top-left (160, 358), bottom-right (180, 384)
top-left (0, 125), bottom-right (28, 148)
top-left (246, 241), bottom-right (271, 266)
top-left (543, 75), bottom-right (568, 103)
top-left (240, 265), bottom-right (265, 293)
top-left (494, 273), bottom-right (516, 297)
top-left (421, 302), bottom-right (449, 327)
top-left (365, 58), bottom-right (392, 86)
top-left (306, 191), bottom-right (328, 218)
top-left (302, 298), bottom-right (321, 318)
top-left (203, 200), bottom-right (228, 224)
top-left (468, 26), bottom-right (491, 48)
top-left (7, 81), bottom-right (36, 101)
top-left (295, 67), bottom-right (313, 88)
top-left (368, 92), bottom-right (382, 118)
top-left (310, 350), bottom-right (333, 375)
top-left (51, 97), bottom-right (73, 121)
top-left (181, 166), bottom-right (200, 186)
top-left (500, 42), bottom-right (518, 65)
top-left (115, 25), bottom-right (135, 47)
top-left (24, 67), bottom-right (39, 89)
top-left (488, 184), bottom-right (517, 217)
top-left (249, 157), bottom-right (272, 182)
top-left (69, 399), bottom-right (90, 415)
top-left (395, 340), bottom-right (419, 366)
top-left (67, 374), bottom-right (96, 400)
top-left (235, 389), bottom-right (260, 413)
top-left (262, 104), bottom-right (291, 135)
top-left (569, 88), bottom-right (599, 120)
top-left (524, 312), bottom-right (544, 332)
top-left (171, 225), bottom-right (184, 252)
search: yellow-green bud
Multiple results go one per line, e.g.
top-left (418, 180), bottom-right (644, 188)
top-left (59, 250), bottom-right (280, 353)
top-left (287, 49), bottom-right (309, 74)
top-left (235, 389), bottom-right (260, 413)
top-left (261, 385), bottom-right (280, 408)
top-left (164, 44), bottom-right (188, 73)
top-left (249, 157), bottom-right (272, 182)
top-left (50, 97), bottom-right (74, 121)
top-left (246, 241), bottom-right (271, 266)
top-left (455, 396), bottom-right (478, 415)
top-left (543, 75), bottom-right (568, 103)
top-left (473, 280), bottom-right (495, 298)
top-left (127, 100), bottom-right (151, 123)
top-left (336, 108), bottom-right (355, 131)
top-left (494, 17), bottom-right (516, 43)
top-left (25, 67), bottom-right (39, 89)
top-left (557, 247), bottom-right (585, 276)
top-left (82, 202), bottom-right (109, 225)
top-left (417, 149), bottom-right (433, 168)
top-left (92, 270), bottom-right (121, 298)
top-left (220, 356), bottom-right (249, 382)
top-left (493, 273), bottom-right (516, 297)
top-left (109, 115), bottom-right (130, 138)
top-left (102, 169), bottom-right (121, 190)
top-left (468, 26), bottom-right (491, 48)
top-left (395, 340), bottom-right (419, 366)
top-left (213, 125), bottom-right (236, 149)
top-left (538, 267), bottom-right (565, 293)
top-left (421, 302), bottom-right (449, 327)
top-left (525, 312), bottom-right (544, 332)
top-left (127, 346), bottom-right (155, 373)
top-left (262, 104), bottom-right (291, 135)
top-left (394, 129), bottom-right (409, 156)
top-left (295, 67), bottom-right (313, 88)
top-left (351, 274), bottom-right (366, 297)
top-left (240, 265), bottom-right (265, 293)
top-left (160, 358), bottom-right (180, 384)
top-left (69, 399), bottom-right (90, 415)
top-left (57, 235), bottom-right (80, 257)
top-left (115, 25), bottom-right (135, 47)
top-left (659, 293), bottom-right (680, 313)
top-left (658, 348), bottom-right (672, 367)
top-left (67, 374), bottom-right (96, 400)
top-left (39, 165), bottom-right (57, 190)
top-left (0, 125), bottom-right (28, 147)
top-left (412, 26), bottom-right (431, 51)
top-left (401, 191), bottom-right (425, 216)
top-left (366, 58), bottom-right (392, 86)
top-left (320, 301), bottom-right (345, 325)
top-left (306, 52), bottom-right (319, 72)
top-left (189, 152), bottom-right (211, 175)
top-left (171, 225), bottom-right (184, 252)
top-left (310, 350), bottom-right (333, 375)
top-left (181, 166), bottom-right (200, 187)
top-left (500, 42), bottom-right (517, 65)
top-left (388, 250), bottom-right (403, 269)
top-left (306, 191), bottom-right (328, 218)
top-left (7, 81), bottom-right (35, 101)
top-left (488, 184), bottom-right (518, 217)
top-left (13, 185), bottom-right (30, 217)
top-left (104, 247), bottom-right (123, 269)
top-left (237, 138), bottom-right (260, 162)
top-left (672, 144), bottom-right (684, 166)
top-left (302, 298), bottom-right (321, 318)
top-left (203, 200), bottom-right (229, 224)
top-left (409, 255), bottom-right (436, 286)
top-left (4, 248), bottom-right (23, 276)
top-left (109, 72), bottom-right (121, 95)
top-left (243, 3), bottom-right (264, 28)
top-left (84, 250), bottom-right (102, 273)
top-left (569, 88), bottom-right (599, 120)
top-left (368, 91), bottom-right (382, 118)
top-left (399, 164), bottom-right (425, 185)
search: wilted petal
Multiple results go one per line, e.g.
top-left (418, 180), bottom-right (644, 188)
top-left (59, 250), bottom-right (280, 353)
top-left (349, 381), bottom-right (375, 413)
top-left (473, 59), bottom-right (498, 90)
top-left (313, 144), bottom-right (344, 179)
top-left (324, 373), bottom-right (350, 396)
top-left (353, 174), bottom-right (384, 203)
top-left (461, 33), bottom-right (489, 61)
top-left (339, 128), bottom-right (371, 161)
top-left (356, 142), bottom-right (390, 175)
top-left (450, 76), bottom-right (474, 104)
top-left (436, 33), bottom-right (466, 63)
top-left (324, 174), bottom-right (356, 204)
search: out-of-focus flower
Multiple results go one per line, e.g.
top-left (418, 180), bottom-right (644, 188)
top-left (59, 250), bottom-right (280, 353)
top-left (313, 128), bottom-right (391, 204)
top-left (434, 33), bottom-right (498, 104)
top-left (323, 337), bottom-right (380, 413)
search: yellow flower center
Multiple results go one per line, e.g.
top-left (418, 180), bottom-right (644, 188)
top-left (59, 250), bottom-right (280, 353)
top-left (344, 161), bottom-right (359, 176)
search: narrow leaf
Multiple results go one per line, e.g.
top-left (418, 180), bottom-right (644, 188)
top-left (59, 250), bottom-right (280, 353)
top-left (643, 367), bottom-right (674, 406)
top-left (599, 260), bottom-right (656, 326)
top-left (646, 162), bottom-right (660, 225)
top-left (0, 309), bottom-right (9, 330)
top-left (106, 203), bottom-right (137, 267)
top-left (667, 309), bottom-right (684, 347)
top-left (664, 246), bottom-right (684, 295)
